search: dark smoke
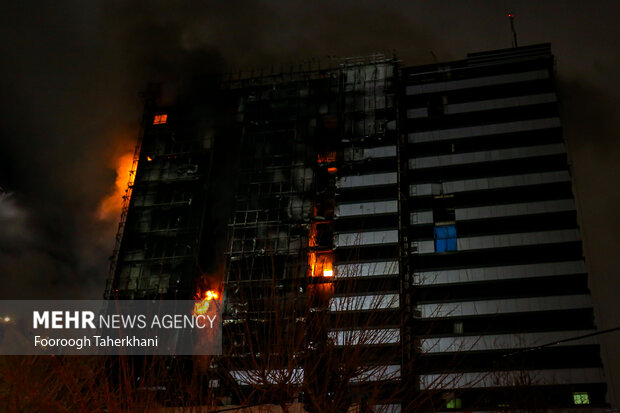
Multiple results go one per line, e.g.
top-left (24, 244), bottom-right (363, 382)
top-left (0, 0), bottom-right (436, 300)
top-left (0, 0), bottom-right (619, 403)
top-left (558, 78), bottom-right (620, 400)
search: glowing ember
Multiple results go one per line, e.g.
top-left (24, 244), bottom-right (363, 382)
top-left (146, 156), bottom-right (153, 161)
top-left (192, 290), bottom-right (219, 316)
top-left (97, 152), bottom-right (134, 220)
top-left (205, 290), bottom-right (219, 300)
top-left (317, 151), bottom-right (337, 163)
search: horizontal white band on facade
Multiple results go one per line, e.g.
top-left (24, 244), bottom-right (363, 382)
top-left (230, 368), bottom-right (304, 385)
top-left (410, 199), bottom-right (576, 225)
top-left (371, 405), bottom-right (401, 413)
top-left (414, 260), bottom-right (586, 285)
top-left (418, 294), bottom-right (592, 319)
top-left (330, 293), bottom-right (400, 312)
top-left (420, 367), bottom-right (605, 389)
top-left (410, 210), bottom-right (434, 224)
top-left (365, 145), bottom-right (397, 158)
top-left (454, 199), bottom-right (575, 220)
top-left (337, 172), bottom-right (397, 189)
top-left (406, 69), bottom-right (549, 95)
top-left (409, 170), bottom-right (570, 197)
top-left (344, 145), bottom-right (397, 161)
top-left (335, 260), bottom-right (399, 278)
top-left (336, 200), bottom-right (398, 217)
top-left (330, 328), bottom-right (400, 346)
top-left (446, 92), bottom-right (557, 114)
top-left (412, 229), bottom-right (581, 254)
top-left (335, 229), bottom-right (398, 247)
top-left (407, 92), bottom-right (557, 119)
top-left (350, 364), bottom-right (401, 383)
top-left (421, 330), bottom-right (598, 353)
top-left (409, 143), bottom-right (565, 169)
top-left (408, 117), bottom-right (561, 143)
top-left (230, 365), bottom-right (401, 387)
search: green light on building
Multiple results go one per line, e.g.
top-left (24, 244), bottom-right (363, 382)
top-left (573, 391), bottom-right (590, 405)
top-left (446, 398), bottom-right (462, 409)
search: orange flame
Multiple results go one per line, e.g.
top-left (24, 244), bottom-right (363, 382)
top-left (309, 222), bottom-right (318, 248)
top-left (153, 113), bottom-right (168, 125)
top-left (317, 151), bottom-right (337, 163)
top-left (192, 289), bottom-right (219, 317)
top-left (308, 251), bottom-right (334, 277)
top-left (97, 152), bottom-right (134, 220)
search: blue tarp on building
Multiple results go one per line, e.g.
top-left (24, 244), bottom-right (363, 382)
top-left (435, 225), bottom-right (457, 252)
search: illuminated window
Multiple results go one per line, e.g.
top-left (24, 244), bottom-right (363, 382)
top-left (153, 113), bottom-right (168, 125)
top-left (453, 321), bottom-right (463, 334)
top-left (308, 251), bottom-right (334, 278)
top-left (573, 392), bottom-right (590, 405)
top-left (435, 225), bottom-right (457, 252)
top-left (446, 398), bottom-right (462, 409)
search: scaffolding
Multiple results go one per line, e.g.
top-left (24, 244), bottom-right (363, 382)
top-left (107, 104), bottom-right (213, 299)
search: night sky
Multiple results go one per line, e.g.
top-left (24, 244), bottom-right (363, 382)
top-left (1, 0), bottom-right (618, 404)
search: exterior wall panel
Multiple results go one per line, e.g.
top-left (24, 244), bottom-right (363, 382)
top-left (408, 118), bottom-right (561, 143)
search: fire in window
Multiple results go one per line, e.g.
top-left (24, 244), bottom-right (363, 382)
top-left (153, 113), bottom-right (168, 125)
top-left (317, 151), bottom-right (337, 163)
top-left (308, 251), bottom-right (334, 278)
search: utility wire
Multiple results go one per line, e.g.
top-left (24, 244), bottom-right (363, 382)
top-left (503, 326), bottom-right (620, 357)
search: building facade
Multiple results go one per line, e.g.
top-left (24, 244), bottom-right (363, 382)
top-left (402, 44), bottom-right (607, 411)
top-left (107, 44), bottom-right (608, 411)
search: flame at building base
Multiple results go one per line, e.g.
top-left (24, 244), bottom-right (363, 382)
top-left (192, 289), bottom-right (219, 317)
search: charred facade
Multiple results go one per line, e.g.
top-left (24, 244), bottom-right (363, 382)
top-left (107, 44), bottom-right (608, 411)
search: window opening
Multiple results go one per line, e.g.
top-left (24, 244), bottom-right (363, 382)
top-left (446, 398), bottom-right (462, 409)
top-left (153, 113), bottom-right (168, 125)
top-left (573, 392), bottom-right (590, 405)
top-left (435, 225), bottom-right (457, 252)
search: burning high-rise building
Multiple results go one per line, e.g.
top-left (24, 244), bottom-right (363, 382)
top-left (106, 44), bottom-right (609, 411)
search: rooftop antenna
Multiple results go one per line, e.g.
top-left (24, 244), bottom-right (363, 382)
top-left (508, 12), bottom-right (518, 48)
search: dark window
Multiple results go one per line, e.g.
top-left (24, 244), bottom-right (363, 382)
top-left (433, 194), bottom-right (455, 224)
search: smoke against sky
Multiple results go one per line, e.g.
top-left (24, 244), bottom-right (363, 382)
top-left (0, 0), bottom-right (619, 402)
